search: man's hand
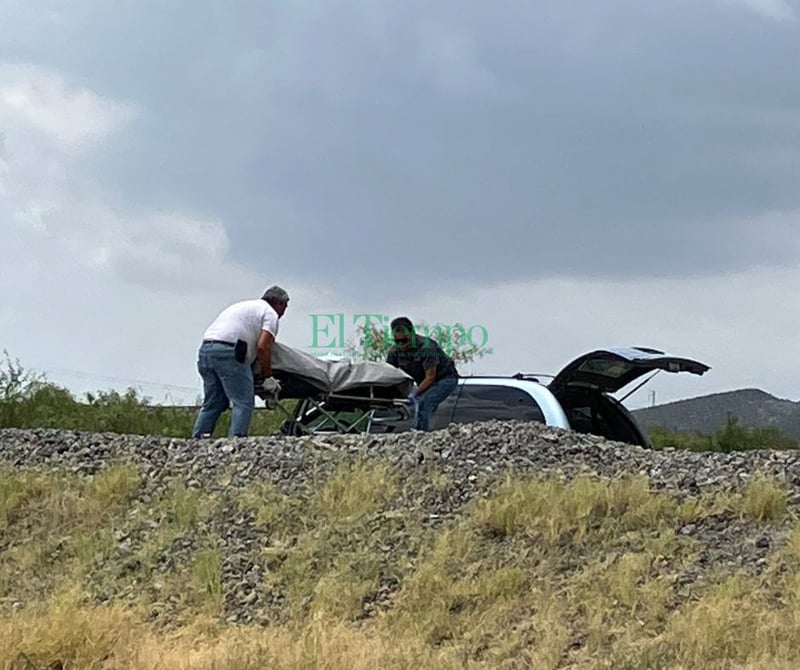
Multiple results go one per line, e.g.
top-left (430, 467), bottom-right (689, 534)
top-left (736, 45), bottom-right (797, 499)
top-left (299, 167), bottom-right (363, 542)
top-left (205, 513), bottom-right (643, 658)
top-left (259, 377), bottom-right (282, 408)
top-left (262, 377), bottom-right (282, 395)
top-left (406, 391), bottom-right (418, 406)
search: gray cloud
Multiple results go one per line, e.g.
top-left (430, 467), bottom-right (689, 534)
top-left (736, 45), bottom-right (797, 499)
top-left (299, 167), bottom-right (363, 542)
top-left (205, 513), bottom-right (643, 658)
top-left (4, 0), bottom-right (800, 296)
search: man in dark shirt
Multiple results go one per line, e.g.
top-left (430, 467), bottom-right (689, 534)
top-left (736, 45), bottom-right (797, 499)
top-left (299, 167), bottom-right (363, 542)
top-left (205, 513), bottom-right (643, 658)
top-left (386, 316), bottom-right (459, 431)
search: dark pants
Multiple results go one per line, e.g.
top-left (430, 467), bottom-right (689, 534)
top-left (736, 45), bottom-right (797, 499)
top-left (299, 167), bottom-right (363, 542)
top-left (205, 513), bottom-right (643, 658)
top-left (416, 375), bottom-right (458, 431)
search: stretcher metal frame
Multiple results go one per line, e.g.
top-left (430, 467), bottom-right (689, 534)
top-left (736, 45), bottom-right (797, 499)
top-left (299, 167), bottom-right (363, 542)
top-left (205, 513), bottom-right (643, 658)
top-left (275, 392), bottom-right (415, 436)
top-left (257, 373), bottom-right (415, 436)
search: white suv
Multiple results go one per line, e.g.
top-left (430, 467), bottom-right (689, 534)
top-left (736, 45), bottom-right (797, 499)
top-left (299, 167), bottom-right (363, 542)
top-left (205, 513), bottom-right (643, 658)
top-left (284, 346), bottom-right (710, 448)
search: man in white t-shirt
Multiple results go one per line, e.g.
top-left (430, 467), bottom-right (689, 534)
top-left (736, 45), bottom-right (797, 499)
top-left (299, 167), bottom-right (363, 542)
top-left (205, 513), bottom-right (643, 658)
top-left (192, 285), bottom-right (289, 438)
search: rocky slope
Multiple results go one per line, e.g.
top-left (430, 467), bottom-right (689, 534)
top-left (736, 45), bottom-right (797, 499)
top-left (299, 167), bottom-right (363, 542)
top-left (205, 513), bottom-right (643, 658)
top-left (2, 421), bottom-right (800, 625)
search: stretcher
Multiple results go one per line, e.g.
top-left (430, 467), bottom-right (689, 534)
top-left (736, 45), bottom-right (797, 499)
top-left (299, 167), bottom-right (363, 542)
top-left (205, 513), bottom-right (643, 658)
top-left (254, 342), bottom-right (417, 435)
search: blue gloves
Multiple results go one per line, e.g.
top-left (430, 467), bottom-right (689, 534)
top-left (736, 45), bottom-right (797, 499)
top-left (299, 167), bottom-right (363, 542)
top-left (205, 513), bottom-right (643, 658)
top-left (406, 391), bottom-right (418, 406)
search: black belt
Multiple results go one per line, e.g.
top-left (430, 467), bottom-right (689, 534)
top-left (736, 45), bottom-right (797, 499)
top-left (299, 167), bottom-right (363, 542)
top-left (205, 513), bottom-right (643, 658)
top-left (203, 339), bottom-right (235, 346)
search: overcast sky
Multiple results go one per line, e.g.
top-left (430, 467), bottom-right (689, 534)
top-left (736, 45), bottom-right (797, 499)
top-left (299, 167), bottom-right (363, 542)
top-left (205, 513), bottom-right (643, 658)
top-left (2, 0), bottom-right (800, 410)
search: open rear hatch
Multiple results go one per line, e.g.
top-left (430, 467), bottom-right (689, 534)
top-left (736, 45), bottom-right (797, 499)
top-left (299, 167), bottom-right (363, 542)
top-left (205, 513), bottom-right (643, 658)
top-left (548, 346), bottom-right (710, 396)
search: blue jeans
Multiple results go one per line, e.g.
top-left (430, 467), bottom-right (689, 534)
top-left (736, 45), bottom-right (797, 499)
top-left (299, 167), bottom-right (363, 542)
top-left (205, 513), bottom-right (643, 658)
top-left (415, 375), bottom-right (458, 431)
top-left (192, 341), bottom-right (254, 438)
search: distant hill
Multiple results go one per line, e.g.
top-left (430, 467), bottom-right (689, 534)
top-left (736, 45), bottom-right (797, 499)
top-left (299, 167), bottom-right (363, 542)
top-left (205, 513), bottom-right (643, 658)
top-left (631, 388), bottom-right (800, 440)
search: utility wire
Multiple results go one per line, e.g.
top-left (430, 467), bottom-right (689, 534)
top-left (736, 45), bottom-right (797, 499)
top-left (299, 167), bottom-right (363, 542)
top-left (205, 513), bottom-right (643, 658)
top-left (38, 367), bottom-right (200, 394)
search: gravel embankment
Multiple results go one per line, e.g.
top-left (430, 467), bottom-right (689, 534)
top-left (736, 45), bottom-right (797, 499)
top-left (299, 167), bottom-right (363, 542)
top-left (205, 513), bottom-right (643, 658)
top-left (2, 421), bottom-right (799, 624)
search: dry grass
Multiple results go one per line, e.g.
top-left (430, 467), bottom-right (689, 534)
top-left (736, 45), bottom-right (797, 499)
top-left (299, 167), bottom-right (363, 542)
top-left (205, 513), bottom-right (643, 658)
top-left (2, 461), bottom-right (800, 669)
top-left (469, 473), bottom-right (691, 543)
top-left (0, 597), bottom-right (469, 670)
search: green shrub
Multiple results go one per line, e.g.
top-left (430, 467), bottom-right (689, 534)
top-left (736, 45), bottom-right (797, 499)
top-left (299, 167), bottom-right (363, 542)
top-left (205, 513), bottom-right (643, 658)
top-left (0, 351), bottom-right (286, 437)
top-left (648, 415), bottom-right (799, 452)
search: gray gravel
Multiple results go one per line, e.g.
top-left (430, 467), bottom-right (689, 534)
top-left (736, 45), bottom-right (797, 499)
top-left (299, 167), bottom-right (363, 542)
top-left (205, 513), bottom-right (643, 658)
top-left (2, 420), bottom-right (799, 624)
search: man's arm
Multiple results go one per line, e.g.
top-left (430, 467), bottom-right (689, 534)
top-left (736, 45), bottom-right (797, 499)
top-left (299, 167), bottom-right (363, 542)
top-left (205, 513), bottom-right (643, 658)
top-left (256, 329), bottom-right (275, 377)
top-left (415, 339), bottom-right (444, 396)
top-left (415, 365), bottom-right (437, 396)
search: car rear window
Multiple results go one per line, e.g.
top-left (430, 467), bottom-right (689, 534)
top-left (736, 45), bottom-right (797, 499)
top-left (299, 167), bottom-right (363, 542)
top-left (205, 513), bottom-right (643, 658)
top-left (576, 357), bottom-right (635, 380)
top-left (444, 385), bottom-right (546, 427)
